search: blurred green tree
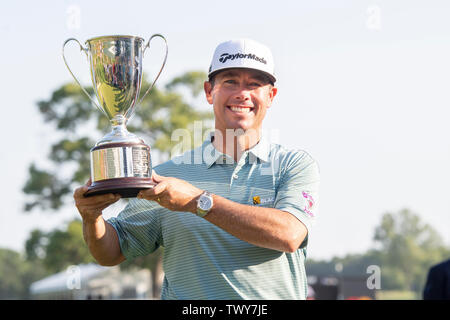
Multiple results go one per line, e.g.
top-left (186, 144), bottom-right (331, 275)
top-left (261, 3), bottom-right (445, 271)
top-left (25, 219), bottom-right (95, 274)
top-left (373, 208), bottom-right (450, 293)
top-left (0, 248), bottom-right (47, 299)
top-left (0, 248), bottom-right (28, 299)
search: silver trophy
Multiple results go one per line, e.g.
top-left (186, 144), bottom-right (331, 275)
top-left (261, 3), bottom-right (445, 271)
top-left (62, 35), bottom-right (168, 197)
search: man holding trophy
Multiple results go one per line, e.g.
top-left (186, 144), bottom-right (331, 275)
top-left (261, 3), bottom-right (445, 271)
top-left (72, 37), bottom-right (320, 300)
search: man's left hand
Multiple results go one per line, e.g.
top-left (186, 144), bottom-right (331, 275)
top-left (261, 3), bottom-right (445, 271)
top-left (137, 171), bottom-right (203, 214)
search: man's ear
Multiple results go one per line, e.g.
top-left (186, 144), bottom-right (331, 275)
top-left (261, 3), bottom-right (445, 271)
top-left (204, 81), bottom-right (213, 105)
top-left (266, 86), bottom-right (278, 108)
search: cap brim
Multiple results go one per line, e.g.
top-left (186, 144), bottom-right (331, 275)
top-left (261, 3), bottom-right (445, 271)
top-left (208, 67), bottom-right (276, 84)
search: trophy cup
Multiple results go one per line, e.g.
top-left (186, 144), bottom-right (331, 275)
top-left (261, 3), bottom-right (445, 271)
top-left (62, 35), bottom-right (168, 197)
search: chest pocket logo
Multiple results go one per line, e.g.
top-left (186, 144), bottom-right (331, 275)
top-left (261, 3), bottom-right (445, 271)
top-left (252, 195), bottom-right (275, 205)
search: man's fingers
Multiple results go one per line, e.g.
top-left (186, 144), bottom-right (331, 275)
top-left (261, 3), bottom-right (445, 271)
top-left (151, 171), bottom-right (166, 183)
top-left (73, 185), bottom-right (89, 199)
top-left (89, 196), bottom-right (121, 211)
top-left (144, 181), bottom-right (167, 197)
top-left (88, 193), bottom-right (121, 204)
top-left (153, 181), bottom-right (168, 195)
top-left (73, 179), bottom-right (94, 199)
top-left (76, 192), bottom-right (120, 206)
top-left (76, 198), bottom-right (120, 221)
top-left (138, 181), bottom-right (168, 201)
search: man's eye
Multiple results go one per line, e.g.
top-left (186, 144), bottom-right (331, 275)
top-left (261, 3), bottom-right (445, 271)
top-left (225, 79), bottom-right (236, 84)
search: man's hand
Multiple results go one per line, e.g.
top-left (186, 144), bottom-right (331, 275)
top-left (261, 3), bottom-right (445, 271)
top-left (73, 179), bottom-right (125, 266)
top-left (137, 172), bottom-right (203, 214)
top-left (74, 179), bottom-right (121, 223)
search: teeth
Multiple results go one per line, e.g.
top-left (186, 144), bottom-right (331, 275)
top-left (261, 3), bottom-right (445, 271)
top-left (230, 106), bottom-right (251, 113)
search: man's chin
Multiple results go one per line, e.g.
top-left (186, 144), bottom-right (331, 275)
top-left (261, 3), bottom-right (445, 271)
top-left (225, 122), bottom-right (259, 134)
top-left (227, 123), bottom-right (250, 131)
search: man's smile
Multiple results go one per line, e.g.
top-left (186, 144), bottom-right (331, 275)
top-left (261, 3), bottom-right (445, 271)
top-left (226, 105), bottom-right (255, 114)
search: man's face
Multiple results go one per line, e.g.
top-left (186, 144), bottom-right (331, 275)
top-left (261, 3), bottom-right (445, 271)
top-left (204, 68), bottom-right (277, 133)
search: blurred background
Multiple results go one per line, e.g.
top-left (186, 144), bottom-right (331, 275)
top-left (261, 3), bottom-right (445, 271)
top-left (1, 0), bottom-right (449, 300)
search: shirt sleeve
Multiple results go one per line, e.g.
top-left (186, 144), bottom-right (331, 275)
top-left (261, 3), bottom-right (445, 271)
top-left (274, 151), bottom-right (320, 249)
top-left (106, 198), bottom-right (163, 261)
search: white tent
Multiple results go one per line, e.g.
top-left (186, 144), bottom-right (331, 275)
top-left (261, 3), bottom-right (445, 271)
top-left (30, 263), bottom-right (151, 299)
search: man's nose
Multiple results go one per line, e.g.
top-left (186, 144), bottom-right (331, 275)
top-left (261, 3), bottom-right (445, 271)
top-left (233, 85), bottom-right (251, 101)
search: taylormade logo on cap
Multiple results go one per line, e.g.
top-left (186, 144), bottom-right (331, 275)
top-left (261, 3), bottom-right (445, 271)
top-left (219, 53), bottom-right (267, 65)
top-left (208, 38), bottom-right (276, 83)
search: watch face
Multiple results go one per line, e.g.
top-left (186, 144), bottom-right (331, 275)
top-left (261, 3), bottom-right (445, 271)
top-left (199, 197), bottom-right (212, 210)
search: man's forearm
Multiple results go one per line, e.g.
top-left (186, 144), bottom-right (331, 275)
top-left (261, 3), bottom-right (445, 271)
top-left (136, 174), bottom-right (307, 252)
top-left (82, 216), bottom-right (125, 266)
top-left (203, 194), bottom-right (307, 253)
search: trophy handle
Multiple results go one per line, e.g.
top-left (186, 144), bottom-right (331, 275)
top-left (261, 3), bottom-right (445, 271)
top-left (62, 38), bottom-right (105, 115)
top-left (138, 34), bottom-right (169, 105)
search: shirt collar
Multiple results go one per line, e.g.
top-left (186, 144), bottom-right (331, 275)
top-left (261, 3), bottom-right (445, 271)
top-left (248, 134), bottom-right (270, 163)
top-left (202, 132), bottom-right (225, 168)
top-left (202, 131), bottom-right (271, 168)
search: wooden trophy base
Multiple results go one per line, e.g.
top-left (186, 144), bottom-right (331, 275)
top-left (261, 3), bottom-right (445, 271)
top-left (84, 177), bottom-right (156, 198)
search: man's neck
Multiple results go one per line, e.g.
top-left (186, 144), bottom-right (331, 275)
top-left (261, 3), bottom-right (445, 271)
top-left (212, 128), bottom-right (261, 162)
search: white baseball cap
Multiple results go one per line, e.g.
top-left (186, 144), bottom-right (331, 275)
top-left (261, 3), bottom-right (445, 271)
top-left (208, 38), bottom-right (276, 84)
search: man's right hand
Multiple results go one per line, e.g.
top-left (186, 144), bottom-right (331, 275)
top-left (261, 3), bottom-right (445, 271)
top-left (73, 179), bottom-right (121, 223)
top-left (73, 179), bottom-right (125, 266)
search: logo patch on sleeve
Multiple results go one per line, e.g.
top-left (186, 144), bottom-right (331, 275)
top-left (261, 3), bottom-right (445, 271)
top-left (302, 191), bottom-right (315, 217)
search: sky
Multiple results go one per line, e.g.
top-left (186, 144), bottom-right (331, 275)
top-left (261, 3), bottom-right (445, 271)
top-left (1, 0), bottom-right (450, 261)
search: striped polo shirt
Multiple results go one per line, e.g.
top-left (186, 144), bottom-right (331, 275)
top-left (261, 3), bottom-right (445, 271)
top-left (107, 133), bottom-right (320, 300)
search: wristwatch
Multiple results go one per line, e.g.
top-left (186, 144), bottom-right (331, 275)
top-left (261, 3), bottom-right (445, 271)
top-left (197, 191), bottom-right (214, 218)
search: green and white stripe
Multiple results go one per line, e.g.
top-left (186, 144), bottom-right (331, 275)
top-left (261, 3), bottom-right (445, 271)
top-left (107, 135), bottom-right (320, 299)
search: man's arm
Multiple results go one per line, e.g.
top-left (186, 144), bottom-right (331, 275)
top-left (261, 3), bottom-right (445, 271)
top-left (74, 181), bottom-right (126, 266)
top-left (82, 215), bottom-right (126, 266)
top-left (204, 194), bottom-right (307, 253)
top-left (138, 172), bottom-right (307, 253)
